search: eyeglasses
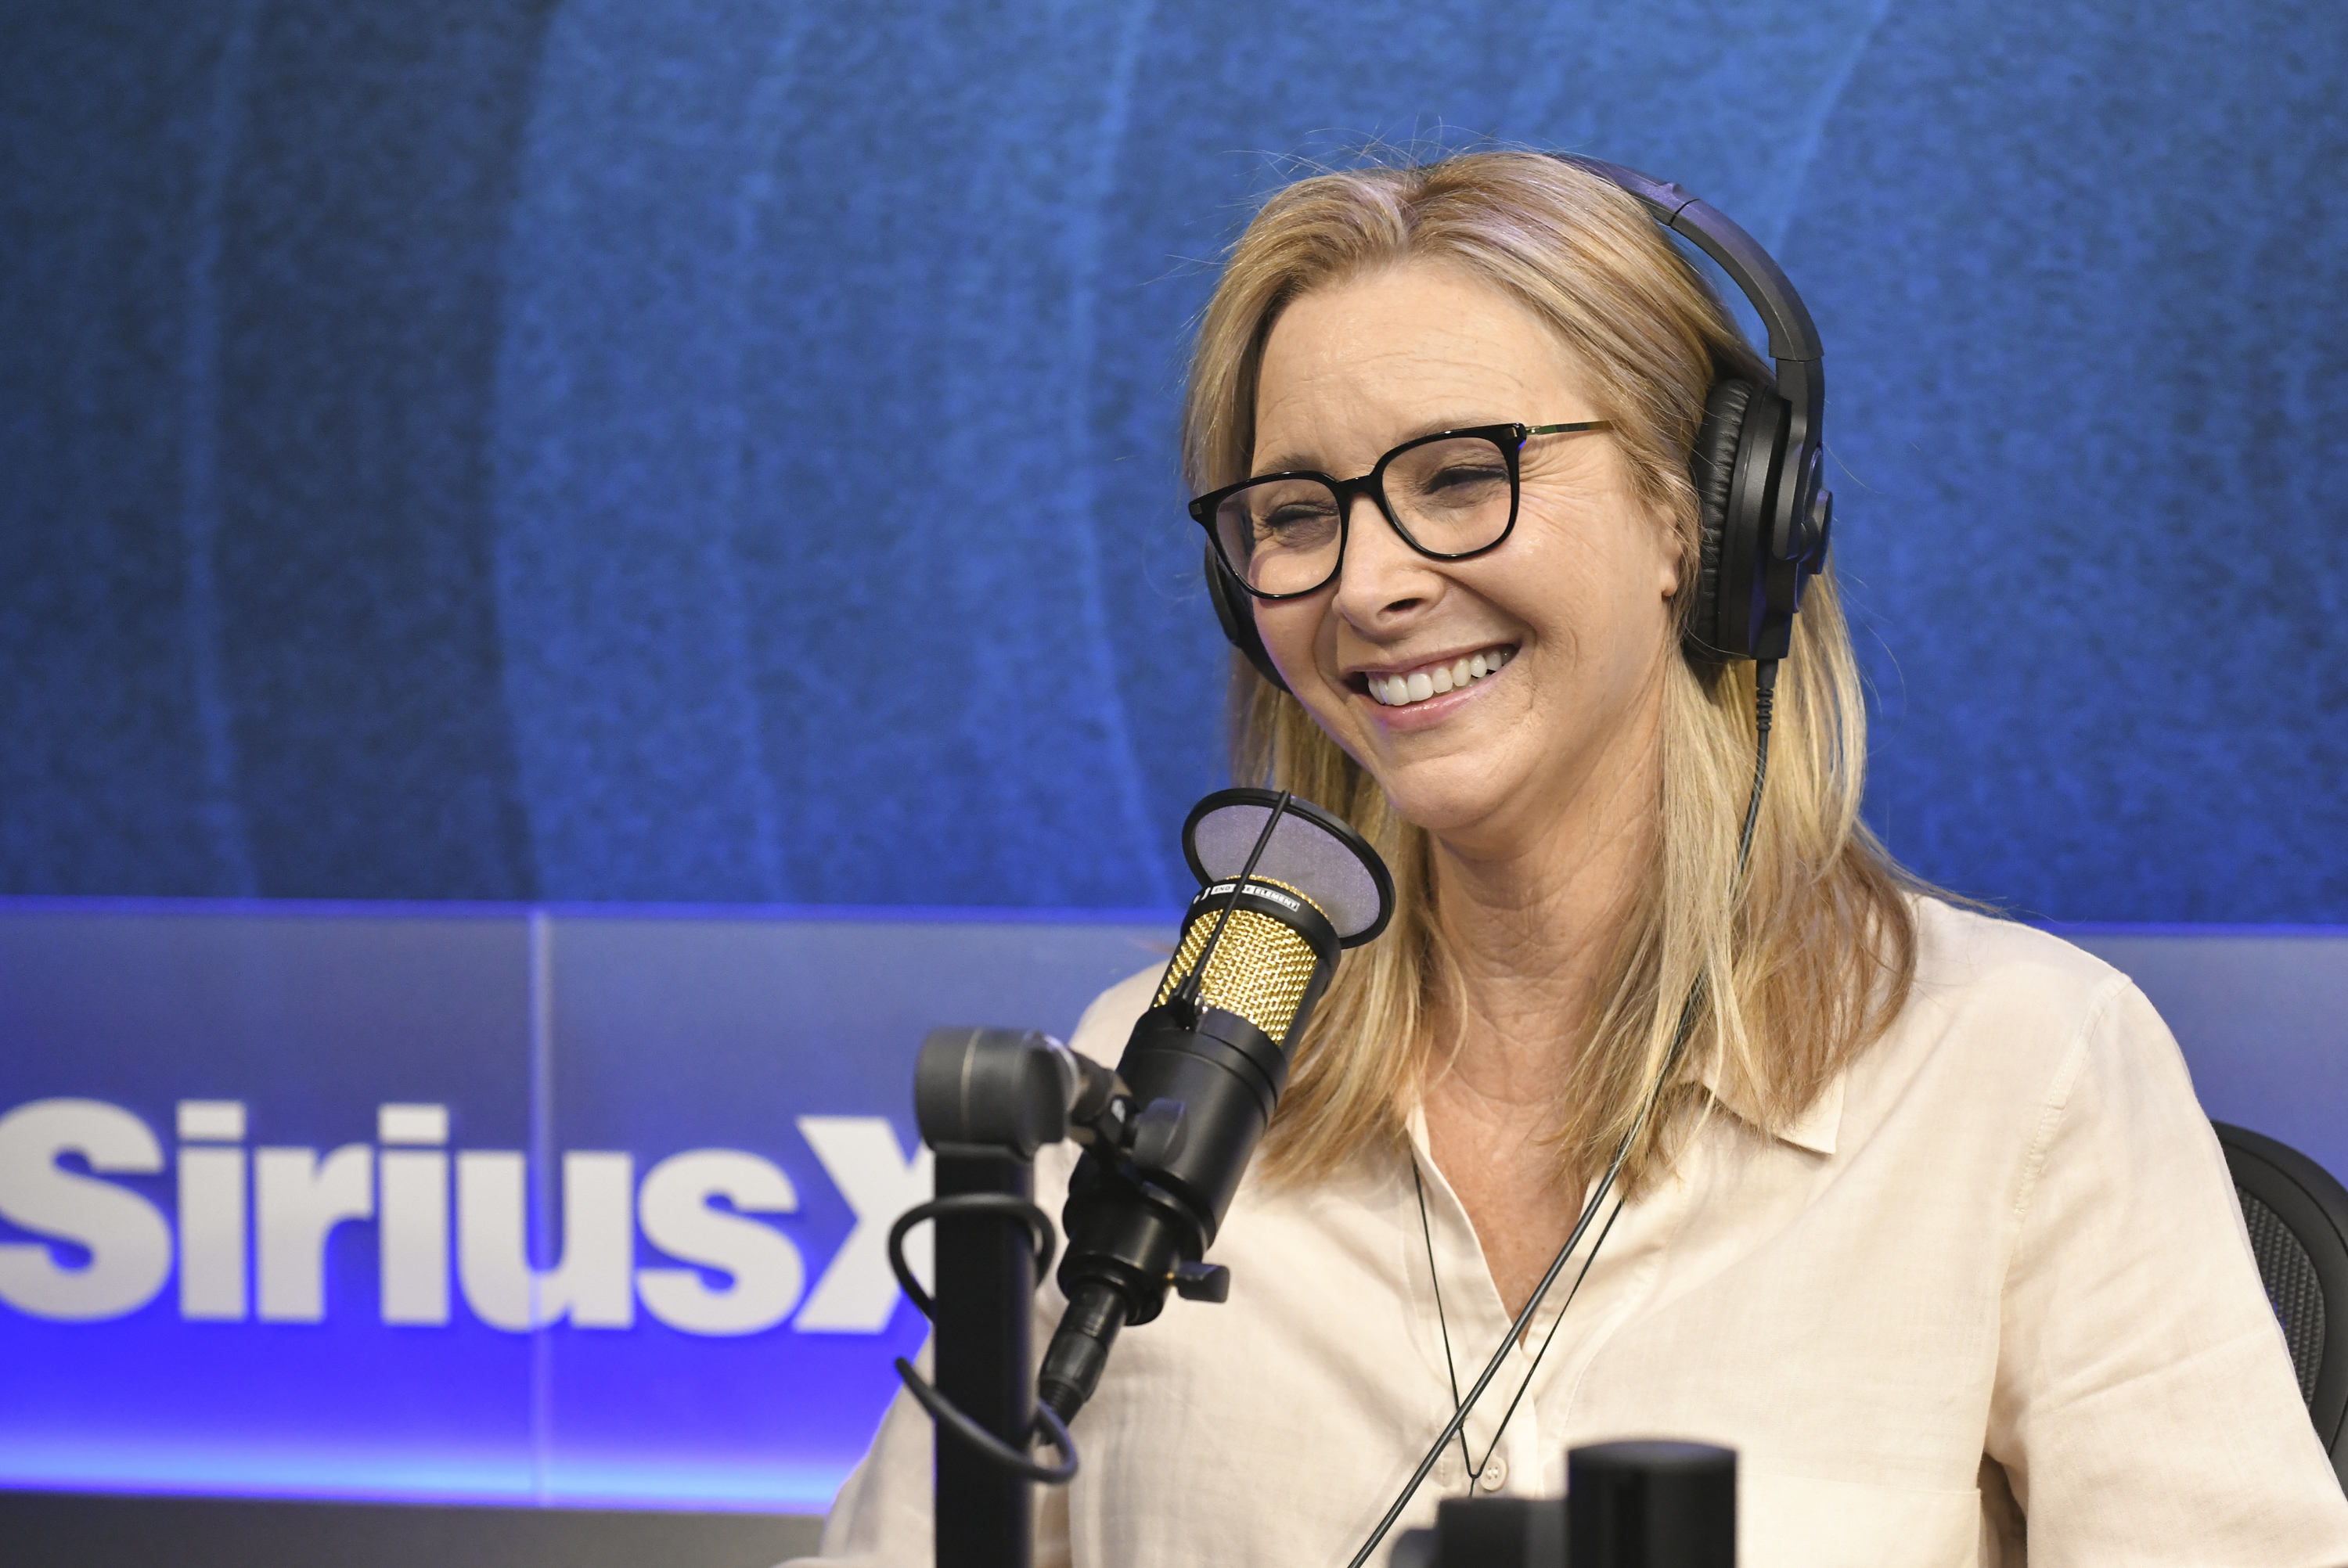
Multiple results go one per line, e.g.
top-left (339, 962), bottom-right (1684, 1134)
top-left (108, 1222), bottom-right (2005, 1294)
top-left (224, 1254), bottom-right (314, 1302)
top-left (1189, 422), bottom-right (1613, 600)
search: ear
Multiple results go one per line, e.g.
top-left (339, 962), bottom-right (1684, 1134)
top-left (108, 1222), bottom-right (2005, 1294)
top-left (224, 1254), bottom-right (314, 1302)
top-left (1652, 502), bottom-right (1686, 602)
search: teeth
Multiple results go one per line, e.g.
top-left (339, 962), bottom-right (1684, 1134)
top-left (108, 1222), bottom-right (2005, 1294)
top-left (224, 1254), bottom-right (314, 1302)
top-left (1367, 647), bottom-right (1514, 710)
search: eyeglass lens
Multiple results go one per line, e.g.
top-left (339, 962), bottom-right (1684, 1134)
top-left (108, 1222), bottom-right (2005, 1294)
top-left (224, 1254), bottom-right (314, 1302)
top-left (1211, 435), bottom-right (1514, 596)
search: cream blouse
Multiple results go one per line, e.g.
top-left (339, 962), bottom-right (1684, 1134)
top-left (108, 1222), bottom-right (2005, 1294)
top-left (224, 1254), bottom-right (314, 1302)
top-left (798, 899), bottom-right (2348, 1566)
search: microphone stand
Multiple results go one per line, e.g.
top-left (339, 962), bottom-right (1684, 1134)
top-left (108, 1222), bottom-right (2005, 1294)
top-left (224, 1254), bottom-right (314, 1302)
top-left (889, 1027), bottom-right (1094, 1568)
top-left (932, 1136), bottom-right (1039, 1565)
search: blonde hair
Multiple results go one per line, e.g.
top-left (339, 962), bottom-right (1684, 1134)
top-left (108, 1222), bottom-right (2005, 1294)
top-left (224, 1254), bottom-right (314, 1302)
top-left (1182, 151), bottom-right (1919, 1194)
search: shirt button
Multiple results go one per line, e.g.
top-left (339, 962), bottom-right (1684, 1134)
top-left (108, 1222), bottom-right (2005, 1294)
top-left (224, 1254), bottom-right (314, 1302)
top-left (1478, 1455), bottom-right (1508, 1491)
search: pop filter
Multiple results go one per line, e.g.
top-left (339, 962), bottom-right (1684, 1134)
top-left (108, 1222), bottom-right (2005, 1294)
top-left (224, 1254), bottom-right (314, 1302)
top-left (1182, 788), bottom-right (1393, 947)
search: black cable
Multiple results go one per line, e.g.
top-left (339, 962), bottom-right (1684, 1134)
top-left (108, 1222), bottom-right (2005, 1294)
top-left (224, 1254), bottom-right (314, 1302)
top-left (885, 1191), bottom-right (1079, 1485)
top-left (1741, 660), bottom-right (1777, 861)
top-left (893, 1356), bottom-right (1077, 1484)
top-left (1345, 1021), bottom-right (1679, 1567)
top-left (1344, 660), bottom-right (1780, 1567)
top-left (1410, 1156), bottom-right (1477, 1488)
top-left (1465, 1195), bottom-right (1626, 1491)
top-left (887, 1195), bottom-right (1057, 1322)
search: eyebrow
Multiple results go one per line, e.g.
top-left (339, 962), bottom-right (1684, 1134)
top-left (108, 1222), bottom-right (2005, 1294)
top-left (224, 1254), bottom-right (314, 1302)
top-left (1253, 415), bottom-right (1515, 477)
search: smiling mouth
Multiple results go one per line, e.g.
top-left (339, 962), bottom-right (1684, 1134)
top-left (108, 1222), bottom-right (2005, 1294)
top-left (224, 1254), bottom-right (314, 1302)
top-left (1359, 645), bottom-right (1515, 708)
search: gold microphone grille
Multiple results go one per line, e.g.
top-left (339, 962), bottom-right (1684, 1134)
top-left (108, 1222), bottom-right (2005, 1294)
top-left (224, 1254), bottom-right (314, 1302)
top-left (1154, 878), bottom-right (1325, 1045)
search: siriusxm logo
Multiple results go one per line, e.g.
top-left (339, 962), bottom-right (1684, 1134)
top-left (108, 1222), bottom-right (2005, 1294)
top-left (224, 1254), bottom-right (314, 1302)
top-left (0, 1098), bottom-right (931, 1336)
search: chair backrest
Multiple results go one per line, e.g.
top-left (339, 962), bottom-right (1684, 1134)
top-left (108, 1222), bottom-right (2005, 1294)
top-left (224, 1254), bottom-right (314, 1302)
top-left (2215, 1121), bottom-right (2348, 1491)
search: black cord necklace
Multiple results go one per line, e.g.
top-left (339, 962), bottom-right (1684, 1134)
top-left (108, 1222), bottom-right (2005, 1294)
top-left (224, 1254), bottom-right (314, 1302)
top-left (1410, 1156), bottom-right (1477, 1488)
top-left (1410, 1150), bottom-right (1630, 1497)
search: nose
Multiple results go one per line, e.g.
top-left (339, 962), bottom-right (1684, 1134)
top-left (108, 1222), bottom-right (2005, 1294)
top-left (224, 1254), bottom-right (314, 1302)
top-left (1331, 491), bottom-right (1443, 631)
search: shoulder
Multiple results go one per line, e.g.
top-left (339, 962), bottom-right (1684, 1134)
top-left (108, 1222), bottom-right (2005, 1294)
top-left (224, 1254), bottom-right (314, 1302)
top-left (1898, 894), bottom-right (2148, 1056)
top-left (1068, 963), bottom-right (1164, 1065)
top-left (1853, 896), bottom-right (2190, 1148)
top-left (1824, 901), bottom-right (2227, 1300)
top-left (1907, 895), bottom-right (2131, 1014)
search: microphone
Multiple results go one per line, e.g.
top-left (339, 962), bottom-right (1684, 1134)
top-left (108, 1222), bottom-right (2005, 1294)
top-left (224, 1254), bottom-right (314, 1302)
top-left (1037, 787), bottom-right (1393, 1423)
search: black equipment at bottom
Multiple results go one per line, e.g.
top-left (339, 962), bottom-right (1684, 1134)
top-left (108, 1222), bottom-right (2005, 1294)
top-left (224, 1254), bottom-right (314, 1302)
top-left (1391, 1498), bottom-right (1562, 1568)
top-left (890, 1029), bottom-right (1741, 1568)
top-left (1390, 1441), bottom-right (1737, 1568)
top-left (1569, 1442), bottom-right (1738, 1567)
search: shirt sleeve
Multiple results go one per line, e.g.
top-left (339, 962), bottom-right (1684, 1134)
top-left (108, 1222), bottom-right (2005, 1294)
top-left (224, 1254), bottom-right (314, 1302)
top-left (1986, 979), bottom-right (2348, 1566)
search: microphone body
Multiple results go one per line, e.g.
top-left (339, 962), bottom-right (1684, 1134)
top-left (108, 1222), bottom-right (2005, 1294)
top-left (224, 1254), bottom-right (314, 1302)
top-left (1039, 789), bottom-right (1390, 1424)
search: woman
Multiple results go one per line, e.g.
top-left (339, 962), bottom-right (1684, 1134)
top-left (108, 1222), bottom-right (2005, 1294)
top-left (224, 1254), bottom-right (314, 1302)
top-left (800, 152), bottom-right (2348, 1565)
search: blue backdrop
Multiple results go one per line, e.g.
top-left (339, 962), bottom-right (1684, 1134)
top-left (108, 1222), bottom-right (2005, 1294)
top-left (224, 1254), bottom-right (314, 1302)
top-left (3, 0), bottom-right (2344, 919)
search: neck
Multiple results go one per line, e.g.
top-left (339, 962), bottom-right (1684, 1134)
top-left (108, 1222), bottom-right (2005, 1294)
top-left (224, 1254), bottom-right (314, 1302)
top-left (1424, 714), bottom-right (1662, 1117)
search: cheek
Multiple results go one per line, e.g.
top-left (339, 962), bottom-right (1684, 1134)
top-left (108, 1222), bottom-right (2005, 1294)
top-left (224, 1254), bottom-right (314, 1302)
top-left (1252, 602), bottom-right (1377, 754)
top-left (1251, 600), bottom-right (1326, 685)
top-left (1493, 530), bottom-right (1612, 634)
top-left (1524, 501), bottom-right (1678, 620)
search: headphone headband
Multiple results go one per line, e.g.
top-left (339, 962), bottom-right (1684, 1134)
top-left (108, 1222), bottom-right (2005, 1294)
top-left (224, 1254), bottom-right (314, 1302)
top-left (1556, 156), bottom-right (1822, 363)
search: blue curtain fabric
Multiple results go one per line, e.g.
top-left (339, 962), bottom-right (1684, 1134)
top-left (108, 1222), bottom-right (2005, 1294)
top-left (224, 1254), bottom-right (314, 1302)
top-left (2, 0), bottom-right (2342, 918)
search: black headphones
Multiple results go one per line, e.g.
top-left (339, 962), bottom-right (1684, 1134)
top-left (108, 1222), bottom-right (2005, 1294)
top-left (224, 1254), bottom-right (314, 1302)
top-left (1203, 156), bottom-right (1835, 690)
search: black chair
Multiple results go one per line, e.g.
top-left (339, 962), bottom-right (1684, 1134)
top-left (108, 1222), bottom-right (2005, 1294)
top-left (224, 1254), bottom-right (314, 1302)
top-left (2215, 1122), bottom-right (2348, 1490)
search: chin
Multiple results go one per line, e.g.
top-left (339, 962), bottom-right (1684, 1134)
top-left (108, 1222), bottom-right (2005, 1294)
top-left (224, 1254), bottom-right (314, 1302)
top-left (1367, 764), bottom-right (1525, 840)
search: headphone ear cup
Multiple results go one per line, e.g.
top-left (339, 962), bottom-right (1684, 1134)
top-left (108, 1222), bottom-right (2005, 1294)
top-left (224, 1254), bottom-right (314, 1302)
top-left (1687, 379), bottom-right (1755, 662)
top-left (1204, 544), bottom-right (1289, 692)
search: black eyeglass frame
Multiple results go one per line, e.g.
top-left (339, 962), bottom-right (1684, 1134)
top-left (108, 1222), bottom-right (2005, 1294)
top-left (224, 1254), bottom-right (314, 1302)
top-left (1187, 422), bottom-right (1614, 601)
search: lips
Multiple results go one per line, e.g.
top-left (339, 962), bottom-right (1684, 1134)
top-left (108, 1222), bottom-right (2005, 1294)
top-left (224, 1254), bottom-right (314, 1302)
top-left (1363, 645), bottom-right (1514, 707)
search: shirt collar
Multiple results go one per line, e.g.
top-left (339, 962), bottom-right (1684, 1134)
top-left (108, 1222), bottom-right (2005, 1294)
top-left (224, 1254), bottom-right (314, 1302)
top-left (1697, 1057), bottom-right (1844, 1156)
top-left (1406, 1063), bottom-right (1845, 1160)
